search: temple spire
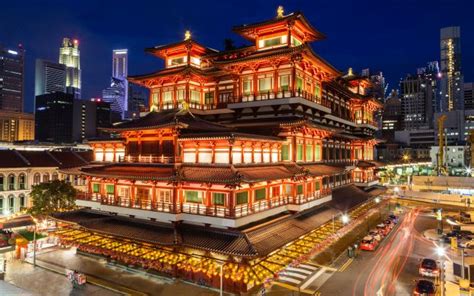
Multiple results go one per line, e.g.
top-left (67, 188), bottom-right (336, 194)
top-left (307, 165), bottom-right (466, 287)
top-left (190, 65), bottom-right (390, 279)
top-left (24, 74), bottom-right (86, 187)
top-left (184, 30), bottom-right (191, 41)
top-left (277, 5), bottom-right (284, 18)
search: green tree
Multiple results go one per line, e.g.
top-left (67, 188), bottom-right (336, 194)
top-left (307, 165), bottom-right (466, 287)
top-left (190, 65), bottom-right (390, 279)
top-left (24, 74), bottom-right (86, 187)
top-left (28, 180), bottom-right (77, 216)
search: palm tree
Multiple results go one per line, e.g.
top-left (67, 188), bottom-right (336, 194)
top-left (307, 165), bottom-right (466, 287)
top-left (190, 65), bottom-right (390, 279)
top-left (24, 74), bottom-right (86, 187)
top-left (28, 179), bottom-right (77, 217)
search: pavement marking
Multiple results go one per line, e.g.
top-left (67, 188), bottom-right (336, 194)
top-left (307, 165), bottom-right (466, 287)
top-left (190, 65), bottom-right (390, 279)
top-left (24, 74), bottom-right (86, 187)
top-left (300, 267), bottom-right (327, 290)
top-left (299, 263), bottom-right (319, 270)
top-left (309, 262), bottom-right (337, 272)
top-left (278, 276), bottom-right (302, 284)
top-left (338, 258), bottom-right (354, 272)
top-left (272, 281), bottom-right (316, 295)
top-left (286, 267), bottom-right (312, 275)
top-left (284, 272), bottom-right (308, 279)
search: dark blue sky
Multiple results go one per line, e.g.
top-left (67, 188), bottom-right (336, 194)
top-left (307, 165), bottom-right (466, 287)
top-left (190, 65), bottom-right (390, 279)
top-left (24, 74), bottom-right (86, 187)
top-left (1, 0), bottom-right (473, 112)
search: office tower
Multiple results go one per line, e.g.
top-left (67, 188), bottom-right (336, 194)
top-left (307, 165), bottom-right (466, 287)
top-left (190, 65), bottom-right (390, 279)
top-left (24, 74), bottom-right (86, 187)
top-left (59, 38), bottom-right (81, 99)
top-left (465, 83), bottom-right (474, 110)
top-left (381, 90), bottom-right (402, 141)
top-left (0, 44), bottom-right (25, 112)
top-left (361, 68), bottom-right (386, 102)
top-left (440, 26), bottom-right (463, 111)
top-left (0, 111), bottom-right (34, 142)
top-left (102, 49), bottom-right (128, 119)
top-left (35, 59), bottom-right (66, 97)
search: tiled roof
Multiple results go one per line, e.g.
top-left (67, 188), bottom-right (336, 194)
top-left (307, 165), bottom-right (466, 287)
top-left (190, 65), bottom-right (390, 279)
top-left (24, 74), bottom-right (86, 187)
top-left (80, 164), bottom-right (175, 181)
top-left (301, 164), bottom-right (347, 177)
top-left (103, 109), bottom-right (231, 132)
top-left (356, 160), bottom-right (377, 168)
top-left (178, 132), bottom-right (283, 142)
top-left (0, 150), bottom-right (93, 169)
top-left (236, 163), bottom-right (306, 182)
top-left (330, 185), bottom-right (371, 212)
top-left (179, 165), bottom-right (239, 184)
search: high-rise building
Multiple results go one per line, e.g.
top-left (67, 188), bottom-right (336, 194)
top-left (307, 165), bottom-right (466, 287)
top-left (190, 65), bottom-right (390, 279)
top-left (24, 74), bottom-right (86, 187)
top-left (381, 90), bottom-right (402, 141)
top-left (102, 49), bottom-right (128, 118)
top-left (0, 111), bottom-right (34, 142)
top-left (35, 59), bottom-right (66, 97)
top-left (0, 44), bottom-right (25, 112)
top-left (400, 62), bottom-right (440, 130)
top-left (59, 38), bottom-right (81, 99)
top-left (35, 92), bottom-right (111, 143)
top-left (440, 26), bottom-right (463, 111)
top-left (465, 83), bottom-right (474, 110)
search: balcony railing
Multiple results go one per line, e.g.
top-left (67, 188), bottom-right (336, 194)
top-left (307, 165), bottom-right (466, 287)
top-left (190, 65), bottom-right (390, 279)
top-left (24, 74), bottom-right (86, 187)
top-left (118, 155), bottom-right (175, 164)
top-left (239, 89), bottom-right (331, 109)
top-left (75, 189), bottom-right (332, 219)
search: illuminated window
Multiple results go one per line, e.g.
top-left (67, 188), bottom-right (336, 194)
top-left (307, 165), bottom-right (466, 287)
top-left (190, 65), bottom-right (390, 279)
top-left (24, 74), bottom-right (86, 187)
top-left (296, 77), bottom-right (303, 92)
top-left (279, 74), bottom-right (290, 91)
top-left (106, 185), bottom-right (114, 195)
top-left (212, 193), bottom-right (225, 205)
top-left (314, 81), bottom-right (321, 99)
top-left (281, 144), bottom-right (289, 161)
top-left (296, 184), bottom-right (303, 195)
top-left (92, 183), bottom-right (100, 193)
top-left (168, 56), bottom-right (186, 67)
top-left (306, 144), bottom-right (313, 161)
top-left (176, 88), bottom-right (185, 102)
top-left (291, 36), bottom-right (302, 46)
top-left (190, 90), bottom-right (200, 103)
top-left (163, 91), bottom-right (173, 103)
top-left (185, 191), bottom-right (203, 203)
top-left (296, 144), bottom-right (303, 161)
top-left (259, 35), bottom-right (287, 49)
top-left (204, 92), bottom-right (214, 104)
top-left (236, 191), bottom-right (248, 205)
top-left (255, 188), bottom-right (266, 201)
top-left (258, 77), bottom-right (272, 93)
top-left (243, 78), bottom-right (252, 95)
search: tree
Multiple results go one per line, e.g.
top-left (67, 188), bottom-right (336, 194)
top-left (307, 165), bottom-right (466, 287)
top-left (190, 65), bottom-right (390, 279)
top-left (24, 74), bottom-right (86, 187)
top-left (28, 180), bottom-right (77, 216)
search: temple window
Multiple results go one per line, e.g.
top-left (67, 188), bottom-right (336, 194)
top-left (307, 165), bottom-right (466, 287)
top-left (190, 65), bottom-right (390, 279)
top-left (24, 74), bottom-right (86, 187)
top-left (296, 184), bottom-right (304, 195)
top-left (258, 75), bottom-right (272, 93)
top-left (314, 81), bottom-right (321, 100)
top-left (254, 188), bottom-right (266, 201)
top-left (296, 144), bottom-right (303, 161)
top-left (176, 88), bottom-right (185, 102)
top-left (168, 56), bottom-right (187, 67)
top-left (284, 184), bottom-right (292, 196)
top-left (296, 76), bottom-right (303, 92)
top-left (92, 183), bottom-right (100, 193)
top-left (199, 148), bottom-right (212, 163)
top-left (185, 191), bottom-right (203, 203)
top-left (281, 144), bottom-right (290, 161)
top-left (254, 148), bottom-right (262, 163)
top-left (183, 149), bottom-right (196, 163)
top-left (7, 174), bottom-right (15, 190)
top-left (291, 36), bottom-right (302, 47)
top-left (271, 186), bottom-right (280, 197)
top-left (158, 190), bottom-right (171, 203)
top-left (190, 56), bottom-right (201, 67)
top-left (315, 144), bottom-right (321, 161)
top-left (314, 181), bottom-right (320, 191)
top-left (242, 77), bottom-right (253, 95)
top-left (215, 148), bottom-right (229, 164)
top-left (152, 91), bottom-right (159, 107)
top-left (236, 191), bottom-right (248, 205)
top-left (258, 35), bottom-right (287, 49)
top-left (279, 74), bottom-right (290, 91)
top-left (232, 148), bottom-right (242, 164)
top-left (212, 192), bottom-right (225, 206)
top-left (163, 90), bottom-right (173, 104)
top-left (106, 184), bottom-right (114, 196)
top-left (306, 144), bottom-right (313, 161)
top-left (204, 92), bottom-right (214, 105)
top-left (190, 90), bottom-right (200, 104)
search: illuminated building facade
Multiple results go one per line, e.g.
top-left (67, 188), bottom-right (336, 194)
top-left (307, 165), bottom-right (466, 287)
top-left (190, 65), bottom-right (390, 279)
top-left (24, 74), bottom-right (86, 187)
top-left (0, 44), bottom-right (24, 112)
top-left (35, 59), bottom-right (66, 97)
top-left (0, 111), bottom-right (34, 142)
top-left (54, 9), bottom-right (383, 293)
top-left (440, 26), bottom-right (463, 111)
top-left (59, 38), bottom-right (81, 99)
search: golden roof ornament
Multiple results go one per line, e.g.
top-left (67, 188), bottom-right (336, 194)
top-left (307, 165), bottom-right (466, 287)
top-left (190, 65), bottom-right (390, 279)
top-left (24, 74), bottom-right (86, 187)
top-left (348, 67), bottom-right (354, 76)
top-left (277, 6), bottom-right (284, 18)
top-left (184, 30), bottom-right (191, 41)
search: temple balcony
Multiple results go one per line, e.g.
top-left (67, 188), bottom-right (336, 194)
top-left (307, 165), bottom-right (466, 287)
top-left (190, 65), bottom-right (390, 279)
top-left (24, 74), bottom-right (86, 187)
top-left (355, 118), bottom-right (378, 129)
top-left (118, 155), bottom-right (177, 164)
top-left (75, 188), bottom-right (332, 228)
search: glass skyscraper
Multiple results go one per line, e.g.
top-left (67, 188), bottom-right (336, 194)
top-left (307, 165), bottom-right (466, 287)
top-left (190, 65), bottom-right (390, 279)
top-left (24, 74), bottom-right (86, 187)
top-left (440, 26), bottom-right (463, 111)
top-left (59, 38), bottom-right (81, 99)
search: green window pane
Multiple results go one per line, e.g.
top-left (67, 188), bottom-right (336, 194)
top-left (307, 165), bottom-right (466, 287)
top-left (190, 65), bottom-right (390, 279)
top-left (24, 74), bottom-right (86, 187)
top-left (297, 184), bottom-right (303, 195)
top-left (306, 145), bottom-right (313, 161)
top-left (213, 193), bottom-right (225, 205)
top-left (255, 188), bottom-right (266, 201)
top-left (315, 182), bottom-right (320, 191)
top-left (281, 145), bottom-right (289, 161)
top-left (296, 144), bottom-right (303, 161)
top-left (92, 184), bottom-right (100, 193)
top-left (106, 185), bottom-right (114, 194)
top-left (315, 145), bottom-right (321, 160)
top-left (185, 191), bottom-right (202, 203)
top-left (264, 37), bottom-right (282, 47)
top-left (236, 191), bottom-right (248, 205)
top-left (296, 77), bottom-right (303, 91)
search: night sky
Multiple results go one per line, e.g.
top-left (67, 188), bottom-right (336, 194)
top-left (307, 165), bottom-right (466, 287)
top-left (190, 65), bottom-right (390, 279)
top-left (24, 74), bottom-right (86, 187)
top-left (1, 0), bottom-right (473, 113)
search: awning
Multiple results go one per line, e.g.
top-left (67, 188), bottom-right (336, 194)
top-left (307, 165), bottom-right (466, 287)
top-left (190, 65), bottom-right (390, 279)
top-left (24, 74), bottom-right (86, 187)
top-left (0, 215), bottom-right (35, 229)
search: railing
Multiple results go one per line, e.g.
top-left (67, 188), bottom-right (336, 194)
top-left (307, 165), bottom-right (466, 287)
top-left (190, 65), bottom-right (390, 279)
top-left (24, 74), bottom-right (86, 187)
top-left (75, 189), bottom-right (332, 219)
top-left (238, 89), bottom-right (331, 109)
top-left (118, 155), bottom-right (175, 164)
top-left (355, 118), bottom-right (377, 127)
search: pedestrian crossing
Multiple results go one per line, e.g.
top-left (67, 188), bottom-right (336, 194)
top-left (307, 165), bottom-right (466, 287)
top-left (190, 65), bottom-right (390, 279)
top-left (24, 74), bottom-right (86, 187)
top-left (277, 263), bottom-right (318, 285)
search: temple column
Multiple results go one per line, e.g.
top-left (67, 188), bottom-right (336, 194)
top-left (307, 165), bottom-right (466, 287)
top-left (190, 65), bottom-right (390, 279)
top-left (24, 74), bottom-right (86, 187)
top-left (228, 142), bottom-right (233, 165)
top-left (253, 71), bottom-right (258, 98)
top-left (172, 186), bottom-right (178, 213)
top-left (113, 179), bottom-right (118, 205)
top-left (152, 182), bottom-right (157, 210)
top-left (266, 182), bottom-right (271, 208)
top-left (130, 182), bottom-right (136, 208)
top-left (251, 143), bottom-right (255, 164)
top-left (228, 191), bottom-right (235, 217)
top-left (211, 143), bottom-right (216, 164)
top-left (195, 143), bottom-right (200, 163)
top-left (113, 145), bottom-right (117, 162)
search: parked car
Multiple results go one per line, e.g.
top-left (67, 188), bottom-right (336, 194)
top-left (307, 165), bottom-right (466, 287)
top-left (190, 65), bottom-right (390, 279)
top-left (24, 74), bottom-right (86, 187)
top-left (459, 240), bottom-right (474, 249)
top-left (360, 235), bottom-right (378, 251)
top-left (376, 223), bottom-right (390, 236)
top-left (368, 230), bottom-right (382, 242)
top-left (413, 279), bottom-right (436, 295)
top-left (418, 258), bottom-right (439, 277)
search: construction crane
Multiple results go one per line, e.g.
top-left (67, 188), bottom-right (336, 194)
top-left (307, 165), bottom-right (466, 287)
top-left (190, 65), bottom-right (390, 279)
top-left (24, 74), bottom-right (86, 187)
top-left (437, 115), bottom-right (448, 176)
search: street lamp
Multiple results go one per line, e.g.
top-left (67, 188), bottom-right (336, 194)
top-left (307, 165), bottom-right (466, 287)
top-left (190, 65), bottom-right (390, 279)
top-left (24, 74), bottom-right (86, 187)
top-left (341, 214), bottom-right (350, 224)
top-left (375, 197), bottom-right (381, 204)
top-left (465, 167), bottom-right (472, 177)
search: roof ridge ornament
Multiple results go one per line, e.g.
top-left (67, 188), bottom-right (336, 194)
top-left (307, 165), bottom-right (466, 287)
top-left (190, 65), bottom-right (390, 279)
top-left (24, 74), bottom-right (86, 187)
top-left (277, 5), bottom-right (284, 18)
top-left (184, 30), bottom-right (191, 41)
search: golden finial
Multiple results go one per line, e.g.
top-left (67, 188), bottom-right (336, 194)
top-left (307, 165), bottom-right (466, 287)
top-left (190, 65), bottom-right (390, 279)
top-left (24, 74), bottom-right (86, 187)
top-left (184, 30), bottom-right (191, 41)
top-left (348, 67), bottom-right (354, 76)
top-left (277, 6), bottom-right (284, 18)
top-left (182, 101), bottom-right (189, 110)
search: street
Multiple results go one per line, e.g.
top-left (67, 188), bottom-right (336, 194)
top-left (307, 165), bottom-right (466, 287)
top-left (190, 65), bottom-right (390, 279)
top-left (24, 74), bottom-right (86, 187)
top-left (319, 207), bottom-right (438, 296)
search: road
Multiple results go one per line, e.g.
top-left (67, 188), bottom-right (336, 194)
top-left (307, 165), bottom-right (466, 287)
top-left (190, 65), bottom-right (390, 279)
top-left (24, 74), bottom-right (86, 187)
top-left (318, 207), bottom-right (438, 296)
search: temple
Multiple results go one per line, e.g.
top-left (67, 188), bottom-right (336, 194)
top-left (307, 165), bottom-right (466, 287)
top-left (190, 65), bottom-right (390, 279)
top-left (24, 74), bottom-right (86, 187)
top-left (54, 8), bottom-right (383, 293)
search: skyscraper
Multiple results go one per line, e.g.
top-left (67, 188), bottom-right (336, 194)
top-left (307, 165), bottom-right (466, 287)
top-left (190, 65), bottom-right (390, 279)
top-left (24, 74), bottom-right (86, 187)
top-left (35, 59), bottom-right (66, 97)
top-left (0, 44), bottom-right (24, 112)
top-left (440, 26), bottom-right (463, 111)
top-left (59, 38), bottom-right (81, 99)
top-left (102, 49), bottom-right (128, 118)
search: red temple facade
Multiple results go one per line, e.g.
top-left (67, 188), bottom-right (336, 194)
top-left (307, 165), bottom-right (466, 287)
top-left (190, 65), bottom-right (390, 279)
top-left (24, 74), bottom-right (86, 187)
top-left (54, 9), bottom-right (384, 293)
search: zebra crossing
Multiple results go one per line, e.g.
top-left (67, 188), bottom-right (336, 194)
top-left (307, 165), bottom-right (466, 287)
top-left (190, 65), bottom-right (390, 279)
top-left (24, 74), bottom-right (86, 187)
top-left (274, 263), bottom-right (337, 294)
top-left (278, 263), bottom-right (318, 285)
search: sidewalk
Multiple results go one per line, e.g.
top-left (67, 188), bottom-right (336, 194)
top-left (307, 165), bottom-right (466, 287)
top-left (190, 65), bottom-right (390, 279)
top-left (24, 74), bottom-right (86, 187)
top-left (0, 280), bottom-right (32, 296)
top-left (34, 248), bottom-right (218, 296)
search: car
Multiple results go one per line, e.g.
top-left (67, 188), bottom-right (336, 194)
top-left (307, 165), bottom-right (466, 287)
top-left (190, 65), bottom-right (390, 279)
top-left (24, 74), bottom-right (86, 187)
top-left (368, 230), bottom-right (382, 241)
top-left (459, 240), bottom-right (474, 249)
top-left (376, 223), bottom-right (390, 236)
top-left (418, 258), bottom-right (439, 277)
top-left (360, 235), bottom-right (378, 251)
top-left (389, 214), bottom-right (399, 224)
top-left (413, 279), bottom-right (436, 295)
